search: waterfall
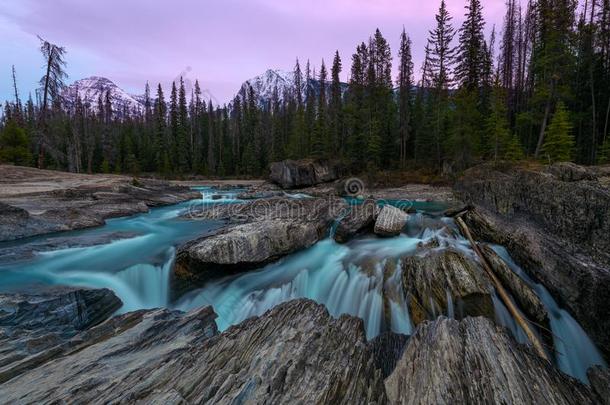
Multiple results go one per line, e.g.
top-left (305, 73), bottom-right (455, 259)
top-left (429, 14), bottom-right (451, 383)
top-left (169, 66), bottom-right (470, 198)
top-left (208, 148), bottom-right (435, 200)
top-left (491, 245), bottom-right (607, 383)
top-left (176, 236), bottom-right (422, 340)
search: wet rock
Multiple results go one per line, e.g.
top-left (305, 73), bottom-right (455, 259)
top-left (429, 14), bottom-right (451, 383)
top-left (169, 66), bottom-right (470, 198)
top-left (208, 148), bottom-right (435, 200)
top-left (587, 366), bottom-right (610, 404)
top-left (269, 159), bottom-right (342, 189)
top-left (367, 331), bottom-right (409, 379)
top-left (461, 208), bottom-right (610, 361)
top-left (401, 250), bottom-right (494, 326)
top-left (174, 205), bottom-right (335, 298)
top-left (385, 316), bottom-right (597, 404)
top-left (479, 244), bottom-right (548, 326)
top-left (0, 299), bottom-right (387, 404)
top-left (0, 287), bottom-right (122, 382)
top-left (374, 205), bottom-right (408, 236)
top-left (334, 199), bottom-right (377, 243)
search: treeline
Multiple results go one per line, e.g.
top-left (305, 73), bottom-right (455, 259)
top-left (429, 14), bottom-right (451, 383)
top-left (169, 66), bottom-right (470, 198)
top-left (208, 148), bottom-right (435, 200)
top-left (1, 0), bottom-right (610, 177)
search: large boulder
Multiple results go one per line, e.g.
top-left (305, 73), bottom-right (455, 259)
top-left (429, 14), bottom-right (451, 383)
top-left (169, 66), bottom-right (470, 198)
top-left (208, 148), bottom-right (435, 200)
top-left (374, 205), bottom-right (408, 236)
top-left (174, 220), bottom-right (323, 296)
top-left (0, 287), bottom-right (122, 382)
top-left (385, 316), bottom-right (597, 404)
top-left (176, 197), bottom-right (347, 297)
top-left (334, 199), bottom-right (378, 243)
top-left (401, 250), bottom-right (494, 326)
top-left (269, 159), bottom-right (341, 189)
top-left (0, 299), bottom-right (387, 404)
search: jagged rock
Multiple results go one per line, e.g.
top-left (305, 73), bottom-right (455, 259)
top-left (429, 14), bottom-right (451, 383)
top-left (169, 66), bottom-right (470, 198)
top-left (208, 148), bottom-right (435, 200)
top-left (385, 316), bottom-right (597, 404)
top-left (479, 244), bottom-right (549, 326)
top-left (461, 208), bottom-right (610, 361)
top-left (367, 331), bottom-right (409, 379)
top-left (374, 205), bottom-right (408, 236)
top-left (0, 287), bottom-right (122, 382)
top-left (334, 199), bottom-right (378, 243)
top-left (269, 159), bottom-right (341, 189)
top-left (0, 299), bottom-right (387, 404)
top-left (401, 250), bottom-right (494, 326)
top-left (587, 366), bottom-right (610, 404)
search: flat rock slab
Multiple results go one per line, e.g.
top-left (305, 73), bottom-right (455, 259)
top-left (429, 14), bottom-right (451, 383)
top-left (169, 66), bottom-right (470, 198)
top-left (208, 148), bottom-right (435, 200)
top-left (0, 167), bottom-right (199, 242)
top-left (385, 316), bottom-right (597, 404)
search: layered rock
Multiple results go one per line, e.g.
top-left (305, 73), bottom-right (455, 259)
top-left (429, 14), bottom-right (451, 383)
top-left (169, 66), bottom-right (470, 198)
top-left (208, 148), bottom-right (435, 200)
top-left (334, 199), bottom-right (378, 243)
top-left (455, 163), bottom-right (610, 263)
top-left (374, 205), bottom-right (408, 236)
top-left (385, 316), bottom-right (597, 404)
top-left (587, 366), bottom-right (610, 404)
top-left (0, 165), bottom-right (199, 242)
top-left (401, 250), bottom-right (494, 326)
top-left (461, 208), bottom-right (610, 361)
top-left (0, 299), bottom-right (387, 404)
top-left (0, 287), bottom-right (122, 383)
top-left (455, 163), bottom-right (610, 361)
top-left (269, 159), bottom-right (341, 189)
top-left (479, 244), bottom-right (548, 326)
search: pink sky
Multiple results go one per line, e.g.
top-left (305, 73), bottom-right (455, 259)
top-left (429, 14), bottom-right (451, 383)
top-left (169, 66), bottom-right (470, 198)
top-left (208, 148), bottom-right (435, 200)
top-left (0, 0), bottom-right (505, 105)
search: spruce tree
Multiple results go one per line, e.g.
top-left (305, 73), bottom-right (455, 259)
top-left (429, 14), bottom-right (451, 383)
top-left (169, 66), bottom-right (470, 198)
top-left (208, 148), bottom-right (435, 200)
top-left (428, 0), bottom-right (456, 168)
top-left (541, 101), bottom-right (575, 162)
top-left (312, 60), bottom-right (328, 157)
top-left (329, 51), bottom-right (343, 156)
top-left (398, 28), bottom-right (414, 167)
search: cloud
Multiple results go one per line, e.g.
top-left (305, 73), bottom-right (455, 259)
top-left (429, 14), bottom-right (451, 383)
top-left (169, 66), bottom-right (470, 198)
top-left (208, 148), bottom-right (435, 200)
top-left (1, 0), bottom-right (505, 104)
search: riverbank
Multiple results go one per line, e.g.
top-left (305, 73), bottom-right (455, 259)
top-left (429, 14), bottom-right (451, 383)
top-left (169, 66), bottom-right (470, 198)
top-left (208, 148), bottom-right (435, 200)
top-left (0, 161), bottom-right (609, 403)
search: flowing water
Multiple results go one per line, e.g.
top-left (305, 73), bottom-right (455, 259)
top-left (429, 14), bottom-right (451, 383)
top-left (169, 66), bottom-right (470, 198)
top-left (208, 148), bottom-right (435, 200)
top-left (0, 188), bottom-right (605, 382)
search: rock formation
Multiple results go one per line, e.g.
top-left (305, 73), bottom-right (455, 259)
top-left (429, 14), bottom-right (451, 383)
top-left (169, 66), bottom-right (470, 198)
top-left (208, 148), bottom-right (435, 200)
top-left (385, 316), bottom-right (597, 404)
top-left (374, 205), bottom-right (408, 236)
top-left (269, 159), bottom-right (342, 189)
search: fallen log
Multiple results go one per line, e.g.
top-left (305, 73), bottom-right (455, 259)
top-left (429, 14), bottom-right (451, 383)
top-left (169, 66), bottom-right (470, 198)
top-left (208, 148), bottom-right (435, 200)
top-left (455, 216), bottom-right (550, 362)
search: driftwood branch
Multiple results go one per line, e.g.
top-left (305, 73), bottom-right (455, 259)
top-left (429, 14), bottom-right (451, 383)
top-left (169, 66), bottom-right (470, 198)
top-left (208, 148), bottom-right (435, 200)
top-left (455, 216), bottom-right (550, 362)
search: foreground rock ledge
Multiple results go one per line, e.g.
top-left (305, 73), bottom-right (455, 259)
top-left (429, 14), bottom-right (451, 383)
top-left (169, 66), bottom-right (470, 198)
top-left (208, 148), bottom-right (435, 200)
top-left (0, 299), bottom-right (386, 404)
top-left (386, 316), bottom-right (598, 404)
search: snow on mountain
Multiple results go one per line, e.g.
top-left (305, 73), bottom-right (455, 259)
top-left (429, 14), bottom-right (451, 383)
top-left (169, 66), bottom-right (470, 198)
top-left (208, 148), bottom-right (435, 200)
top-left (237, 69), bottom-right (298, 106)
top-left (236, 69), bottom-right (348, 107)
top-left (62, 76), bottom-right (144, 116)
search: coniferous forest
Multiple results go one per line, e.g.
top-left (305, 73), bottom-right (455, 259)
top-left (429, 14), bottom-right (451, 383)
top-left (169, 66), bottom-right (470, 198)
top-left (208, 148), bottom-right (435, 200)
top-left (2, 0), bottom-right (610, 177)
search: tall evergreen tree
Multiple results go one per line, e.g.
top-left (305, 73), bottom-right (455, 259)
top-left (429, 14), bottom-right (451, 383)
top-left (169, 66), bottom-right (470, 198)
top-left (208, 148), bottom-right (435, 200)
top-left (398, 28), bottom-right (414, 167)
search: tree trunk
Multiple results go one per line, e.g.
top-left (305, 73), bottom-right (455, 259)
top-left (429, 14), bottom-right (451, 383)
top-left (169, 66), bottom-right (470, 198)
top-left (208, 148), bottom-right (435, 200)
top-left (534, 80), bottom-right (556, 159)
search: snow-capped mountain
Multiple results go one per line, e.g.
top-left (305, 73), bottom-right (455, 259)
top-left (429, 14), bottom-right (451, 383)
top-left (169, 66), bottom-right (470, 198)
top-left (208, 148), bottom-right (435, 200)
top-left (62, 76), bottom-right (144, 116)
top-left (236, 69), bottom-right (348, 107)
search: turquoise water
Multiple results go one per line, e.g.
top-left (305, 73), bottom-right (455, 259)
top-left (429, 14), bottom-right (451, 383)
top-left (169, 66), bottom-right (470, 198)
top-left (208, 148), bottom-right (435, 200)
top-left (0, 189), bottom-right (605, 382)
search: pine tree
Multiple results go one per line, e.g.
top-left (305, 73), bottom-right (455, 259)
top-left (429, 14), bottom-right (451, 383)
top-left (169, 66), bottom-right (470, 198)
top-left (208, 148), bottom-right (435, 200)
top-left (455, 0), bottom-right (487, 91)
top-left (329, 51), bottom-right (343, 156)
top-left (177, 77), bottom-right (189, 172)
top-left (312, 60), bottom-right (328, 157)
top-left (428, 0), bottom-right (457, 168)
top-left (398, 28), bottom-right (414, 167)
top-left (541, 101), bottom-right (575, 162)
top-left (154, 84), bottom-right (167, 172)
top-left (169, 81), bottom-right (178, 172)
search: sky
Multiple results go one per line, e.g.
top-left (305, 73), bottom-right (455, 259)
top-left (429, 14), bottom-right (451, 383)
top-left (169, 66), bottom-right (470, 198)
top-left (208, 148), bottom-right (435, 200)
top-left (0, 0), bottom-right (505, 106)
